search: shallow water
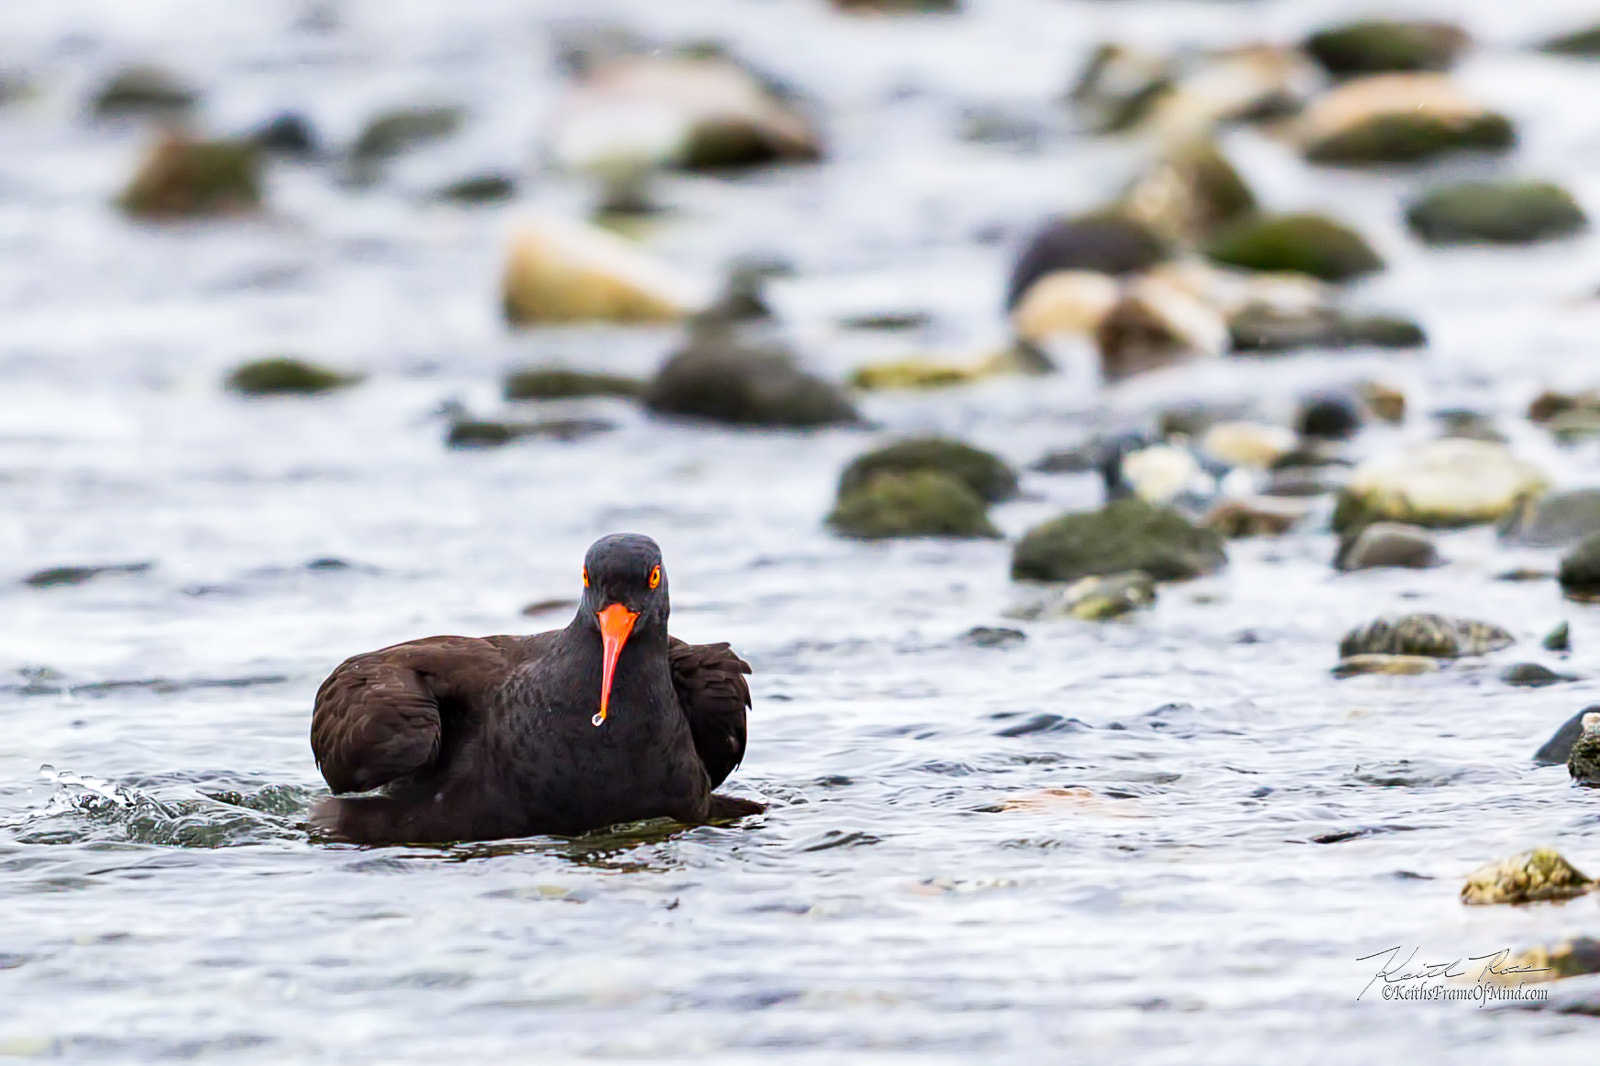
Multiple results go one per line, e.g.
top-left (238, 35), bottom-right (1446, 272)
top-left (5, 0), bottom-right (1600, 1060)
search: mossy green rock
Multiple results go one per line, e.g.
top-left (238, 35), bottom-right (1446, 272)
top-left (838, 438), bottom-right (1018, 504)
top-left (1206, 214), bottom-right (1382, 282)
top-left (436, 174), bottom-right (516, 204)
top-left (1228, 305), bottom-right (1423, 352)
top-left (1559, 533), bottom-right (1600, 600)
top-left (1406, 181), bottom-right (1587, 245)
top-left (1542, 25), bottom-right (1600, 57)
top-left (91, 65), bottom-right (197, 116)
top-left (119, 138), bottom-right (261, 218)
top-left (225, 357), bottom-right (361, 396)
top-left (353, 106), bottom-right (462, 160)
top-left (828, 471), bottom-right (999, 540)
top-left (1461, 848), bottom-right (1594, 905)
top-left (1304, 20), bottom-right (1469, 77)
top-left (447, 417), bottom-right (613, 448)
top-left (1305, 110), bottom-right (1514, 165)
top-left (1011, 498), bottom-right (1226, 583)
top-left (503, 368), bottom-right (644, 401)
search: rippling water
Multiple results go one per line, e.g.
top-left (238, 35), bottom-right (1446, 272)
top-left (5, 0), bottom-right (1600, 1060)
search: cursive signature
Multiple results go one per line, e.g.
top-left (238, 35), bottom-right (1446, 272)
top-left (1356, 946), bottom-right (1551, 1001)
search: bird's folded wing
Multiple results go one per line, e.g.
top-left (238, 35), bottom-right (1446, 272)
top-left (311, 635), bottom-right (513, 794)
top-left (668, 638), bottom-right (752, 789)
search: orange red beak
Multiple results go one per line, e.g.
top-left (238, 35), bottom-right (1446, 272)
top-left (593, 603), bottom-right (639, 727)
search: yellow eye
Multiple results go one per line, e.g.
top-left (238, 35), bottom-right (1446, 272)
top-left (648, 566), bottom-right (661, 589)
top-left (582, 567), bottom-right (589, 588)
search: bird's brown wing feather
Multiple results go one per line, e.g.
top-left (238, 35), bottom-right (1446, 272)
top-left (310, 635), bottom-right (521, 794)
top-left (668, 638), bottom-right (751, 789)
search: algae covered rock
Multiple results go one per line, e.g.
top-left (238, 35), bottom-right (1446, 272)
top-left (501, 214), bottom-right (702, 325)
top-left (828, 470), bottom-right (999, 540)
top-left (1006, 213), bottom-right (1168, 310)
top-left (447, 417), bottom-right (613, 448)
top-left (1461, 849), bottom-right (1594, 905)
top-left (1535, 708), bottom-right (1597, 766)
top-left (1338, 613), bottom-right (1512, 659)
top-left (225, 357), bottom-right (361, 396)
top-left (1558, 533), bottom-right (1600, 601)
top-left (1406, 181), bottom-right (1587, 245)
top-left (1205, 214), bottom-right (1382, 282)
top-left (1228, 304), bottom-right (1423, 352)
top-left (645, 333), bottom-right (858, 428)
top-left (353, 105), bottom-right (462, 161)
top-left (1304, 20), bottom-right (1469, 77)
top-left (838, 438), bottom-right (1017, 504)
top-left (1300, 74), bottom-right (1513, 165)
top-left (1332, 654), bottom-right (1440, 678)
top-left (1012, 498), bottom-right (1226, 583)
top-left (1542, 25), bottom-right (1600, 58)
top-left (1331, 438), bottom-right (1547, 533)
top-left (91, 65), bottom-right (197, 117)
top-left (436, 174), bottom-right (517, 204)
top-left (119, 136), bottom-right (262, 218)
top-left (24, 562), bottom-right (152, 588)
top-left (1569, 713), bottom-right (1600, 786)
top-left (1004, 571), bottom-right (1156, 621)
top-left (502, 368), bottom-right (643, 401)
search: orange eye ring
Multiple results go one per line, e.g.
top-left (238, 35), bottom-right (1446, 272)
top-left (648, 565), bottom-right (661, 589)
top-left (582, 567), bottom-right (589, 588)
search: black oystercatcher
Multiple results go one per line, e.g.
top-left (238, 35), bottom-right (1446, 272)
top-left (309, 534), bottom-right (762, 844)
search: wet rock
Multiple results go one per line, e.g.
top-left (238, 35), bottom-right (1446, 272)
top-left (1535, 708), bottom-right (1596, 766)
top-left (1143, 45), bottom-right (1319, 138)
top-left (1066, 44), bottom-right (1175, 133)
top-left (1261, 465), bottom-right (1343, 498)
top-left (1542, 25), bottom-right (1600, 58)
top-left (1338, 613), bottom-right (1513, 659)
top-left (352, 105), bottom-right (462, 162)
top-left (551, 55), bottom-right (820, 188)
top-left (1011, 270), bottom-right (1120, 342)
top-left (1494, 938), bottom-right (1600, 983)
top-left (225, 357), bottom-right (361, 396)
top-left (91, 65), bottom-right (197, 117)
top-left (833, 0), bottom-right (960, 13)
top-left (436, 174), bottom-right (517, 204)
top-left (24, 562), bottom-right (152, 589)
top-left (1545, 622), bottom-right (1572, 653)
top-left (1095, 276), bottom-right (1227, 382)
top-left (1202, 497), bottom-right (1308, 538)
top-left (1499, 490), bottom-right (1600, 549)
top-left (1117, 445), bottom-right (1211, 505)
top-left (827, 471), bottom-right (999, 540)
top-left (502, 368), bottom-right (643, 401)
top-left (1407, 181), bottom-right (1587, 245)
top-left (1012, 499), bottom-right (1226, 583)
top-left (962, 626), bottom-right (1025, 648)
top-left (501, 215), bottom-right (701, 325)
top-left (522, 597), bottom-right (579, 617)
top-left (1360, 381), bottom-right (1406, 423)
top-left (1461, 849), bottom-right (1594, 905)
top-left (1205, 214), bottom-right (1382, 283)
top-left (1527, 391), bottom-right (1600, 443)
top-left (1118, 140), bottom-right (1256, 245)
top-left (1335, 522), bottom-right (1441, 571)
top-left (251, 112), bottom-right (317, 156)
top-left (840, 311), bottom-right (931, 332)
top-left (1572, 714), bottom-right (1600, 785)
top-left (838, 438), bottom-right (1017, 504)
top-left (118, 136), bottom-right (261, 218)
top-left (1331, 438), bottom-right (1547, 534)
top-left (646, 333), bottom-right (858, 428)
top-left (1299, 74), bottom-right (1514, 165)
top-left (1497, 567), bottom-right (1553, 583)
top-left (1200, 422), bottom-right (1295, 469)
top-left (1304, 20), bottom-right (1469, 77)
top-left (1006, 213), bottom-right (1168, 310)
top-left (1434, 409), bottom-right (1505, 443)
top-left (848, 345), bottom-right (1047, 391)
top-left (1503, 663), bottom-right (1574, 688)
top-left (1559, 533), bottom-right (1600, 601)
top-left (1297, 395), bottom-right (1362, 440)
top-left (1332, 654), bottom-right (1439, 678)
top-left (447, 417), bottom-right (613, 448)
top-left (1004, 571), bottom-right (1157, 621)
top-left (1227, 304), bottom-right (1423, 352)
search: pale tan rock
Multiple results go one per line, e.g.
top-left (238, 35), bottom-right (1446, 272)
top-left (1461, 848), bottom-right (1594, 906)
top-left (1331, 654), bottom-right (1440, 678)
top-left (501, 215), bottom-right (704, 325)
top-left (1095, 274), bottom-right (1227, 382)
top-left (1333, 438), bottom-right (1548, 532)
top-left (1147, 45), bottom-right (1320, 140)
top-left (1297, 72), bottom-right (1494, 156)
top-left (1122, 445), bottom-right (1207, 504)
top-left (1201, 421), bottom-right (1297, 469)
top-left (1011, 270), bottom-right (1120, 341)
